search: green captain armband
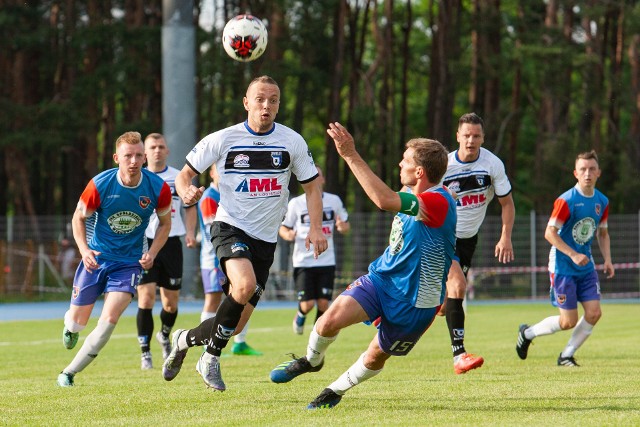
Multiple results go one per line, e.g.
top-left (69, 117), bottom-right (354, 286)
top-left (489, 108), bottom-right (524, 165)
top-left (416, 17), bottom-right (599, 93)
top-left (397, 191), bottom-right (420, 216)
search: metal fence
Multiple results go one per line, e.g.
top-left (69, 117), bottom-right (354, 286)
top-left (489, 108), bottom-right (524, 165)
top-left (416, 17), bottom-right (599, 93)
top-left (1, 213), bottom-right (638, 302)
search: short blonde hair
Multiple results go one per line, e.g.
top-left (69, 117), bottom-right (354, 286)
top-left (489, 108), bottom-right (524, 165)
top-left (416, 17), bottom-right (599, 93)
top-left (115, 131), bottom-right (143, 149)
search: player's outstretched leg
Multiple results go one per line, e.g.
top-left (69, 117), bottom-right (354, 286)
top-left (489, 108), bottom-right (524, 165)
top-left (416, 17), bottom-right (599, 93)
top-left (270, 354), bottom-right (324, 383)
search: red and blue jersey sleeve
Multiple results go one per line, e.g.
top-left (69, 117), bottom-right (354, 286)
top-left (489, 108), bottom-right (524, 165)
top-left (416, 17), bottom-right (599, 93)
top-left (417, 191), bottom-right (449, 228)
top-left (548, 198), bottom-right (570, 228)
top-left (155, 183), bottom-right (172, 216)
top-left (200, 196), bottom-right (219, 225)
top-left (78, 180), bottom-right (101, 216)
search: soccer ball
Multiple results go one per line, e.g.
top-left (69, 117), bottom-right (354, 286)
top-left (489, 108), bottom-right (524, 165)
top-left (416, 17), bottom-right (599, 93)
top-left (222, 14), bottom-right (268, 62)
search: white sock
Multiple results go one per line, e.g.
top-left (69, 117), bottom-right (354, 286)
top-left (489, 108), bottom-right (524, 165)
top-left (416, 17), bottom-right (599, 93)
top-left (64, 310), bottom-right (86, 333)
top-left (201, 311), bottom-right (216, 323)
top-left (234, 322), bottom-right (249, 344)
top-left (561, 317), bottom-right (594, 358)
top-left (63, 319), bottom-right (116, 374)
top-left (327, 352), bottom-right (383, 395)
top-left (306, 324), bottom-right (338, 367)
top-left (177, 329), bottom-right (189, 351)
top-left (527, 315), bottom-right (561, 339)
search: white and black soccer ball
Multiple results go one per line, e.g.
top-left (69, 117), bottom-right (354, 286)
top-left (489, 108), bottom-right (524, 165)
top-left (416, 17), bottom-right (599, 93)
top-left (222, 14), bottom-right (268, 62)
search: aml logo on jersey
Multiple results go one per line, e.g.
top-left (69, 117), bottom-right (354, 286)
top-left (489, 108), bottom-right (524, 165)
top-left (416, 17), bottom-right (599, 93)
top-left (235, 177), bottom-right (282, 197)
top-left (107, 211), bottom-right (143, 234)
top-left (457, 193), bottom-right (487, 207)
top-left (234, 154), bottom-right (250, 168)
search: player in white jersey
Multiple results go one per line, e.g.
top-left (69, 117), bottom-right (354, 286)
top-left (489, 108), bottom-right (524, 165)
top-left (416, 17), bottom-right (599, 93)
top-left (280, 166), bottom-right (350, 335)
top-left (270, 122), bottom-right (456, 409)
top-left (162, 75), bottom-right (327, 391)
top-left (440, 112), bottom-right (516, 374)
top-left (136, 134), bottom-right (197, 370)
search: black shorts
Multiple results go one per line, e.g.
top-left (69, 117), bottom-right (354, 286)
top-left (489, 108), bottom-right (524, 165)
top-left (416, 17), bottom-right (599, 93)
top-left (140, 236), bottom-right (183, 290)
top-left (211, 221), bottom-right (277, 292)
top-left (455, 234), bottom-right (478, 277)
top-left (294, 266), bottom-right (336, 302)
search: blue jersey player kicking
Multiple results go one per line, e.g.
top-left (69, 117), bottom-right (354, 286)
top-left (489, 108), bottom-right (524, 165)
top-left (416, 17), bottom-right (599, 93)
top-left (516, 150), bottom-right (614, 367)
top-left (270, 122), bottom-right (457, 409)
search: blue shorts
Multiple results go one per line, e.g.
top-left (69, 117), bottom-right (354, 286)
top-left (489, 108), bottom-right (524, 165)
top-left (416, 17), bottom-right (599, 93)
top-left (71, 260), bottom-right (143, 306)
top-left (201, 268), bottom-right (226, 294)
top-left (549, 270), bottom-right (600, 310)
top-left (342, 275), bottom-right (438, 356)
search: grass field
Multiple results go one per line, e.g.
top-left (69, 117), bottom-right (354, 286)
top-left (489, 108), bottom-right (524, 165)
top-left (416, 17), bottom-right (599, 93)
top-left (1, 303), bottom-right (638, 426)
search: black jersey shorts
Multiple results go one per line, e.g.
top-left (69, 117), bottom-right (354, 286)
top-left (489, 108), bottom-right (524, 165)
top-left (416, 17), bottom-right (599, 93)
top-left (211, 221), bottom-right (277, 295)
top-left (455, 234), bottom-right (478, 277)
top-left (140, 236), bottom-right (183, 290)
top-left (294, 266), bottom-right (336, 302)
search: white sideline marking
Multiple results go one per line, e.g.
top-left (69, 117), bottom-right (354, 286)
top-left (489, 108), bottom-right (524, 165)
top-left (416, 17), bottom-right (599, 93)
top-left (0, 327), bottom-right (281, 347)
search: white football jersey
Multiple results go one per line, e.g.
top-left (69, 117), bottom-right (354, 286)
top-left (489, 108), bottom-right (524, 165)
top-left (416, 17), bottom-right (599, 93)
top-left (441, 147), bottom-right (512, 239)
top-left (282, 192), bottom-right (348, 267)
top-left (186, 121), bottom-right (317, 243)
top-left (145, 165), bottom-right (188, 238)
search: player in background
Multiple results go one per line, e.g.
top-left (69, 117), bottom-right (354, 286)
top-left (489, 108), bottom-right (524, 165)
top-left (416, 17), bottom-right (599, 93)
top-left (136, 133), bottom-right (197, 370)
top-left (270, 122), bottom-right (456, 409)
top-left (199, 165), bottom-right (262, 355)
top-left (57, 131), bottom-right (171, 387)
top-left (516, 150), bottom-right (614, 366)
top-left (440, 112), bottom-right (515, 374)
top-left (162, 75), bottom-right (327, 391)
top-left (279, 166), bottom-right (350, 335)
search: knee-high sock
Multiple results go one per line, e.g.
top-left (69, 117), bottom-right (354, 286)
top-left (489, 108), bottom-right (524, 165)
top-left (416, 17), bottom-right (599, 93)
top-left (327, 352), bottom-right (383, 395)
top-left (63, 319), bottom-right (116, 374)
top-left (159, 308), bottom-right (177, 337)
top-left (527, 315), bottom-right (561, 340)
top-left (64, 310), bottom-right (86, 334)
top-left (185, 295), bottom-right (244, 356)
top-left (306, 324), bottom-right (338, 367)
top-left (561, 316), bottom-right (594, 358)
top-left (137, 308), bottom-right (153, 353)
top-left (445, 298), bottom-right (466, 356)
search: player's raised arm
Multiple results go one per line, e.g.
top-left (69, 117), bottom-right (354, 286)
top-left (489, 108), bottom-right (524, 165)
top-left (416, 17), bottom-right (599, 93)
top-left (327, 122), bottom-right (401, 212)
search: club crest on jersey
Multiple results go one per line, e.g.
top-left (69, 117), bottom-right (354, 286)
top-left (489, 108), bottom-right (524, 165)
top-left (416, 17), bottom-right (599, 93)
top-left (476, 176), bottom-right (485, 186)
top-left (234, 154), bottom-right (250, 168)
top-left (271, 151), bottom-right (283, 167)
top-left (595, 204), bottom-right (601, 216)
top-left (139, 196), bottom-right (151, 209)
top-left (107, 211), bottom-right (143, 234)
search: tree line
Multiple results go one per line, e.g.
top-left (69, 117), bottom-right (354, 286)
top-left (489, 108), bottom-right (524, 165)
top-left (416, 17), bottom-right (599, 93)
top-left (1, 0), bottom-right (639, 225)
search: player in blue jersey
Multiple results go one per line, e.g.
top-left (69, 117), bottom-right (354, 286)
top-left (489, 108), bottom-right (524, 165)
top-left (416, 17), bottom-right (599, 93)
top-left (516, 150), bottom-right (614, 366)
top-left (270, 122), bottom-right (456, 410)
top-left (57, 131), bottom-right (172, 387)
top-left (198, 165), bottom-right (261, 355)
top-left (162, 75), bottom-right (327, 391)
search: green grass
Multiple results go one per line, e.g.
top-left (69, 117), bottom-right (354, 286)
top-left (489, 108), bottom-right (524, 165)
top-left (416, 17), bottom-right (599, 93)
top-left (1, 303), bottom-right (638, 426)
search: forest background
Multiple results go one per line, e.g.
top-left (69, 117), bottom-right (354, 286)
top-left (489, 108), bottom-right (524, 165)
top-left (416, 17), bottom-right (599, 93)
top-left (2, 0), bottom-right (640, 221)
